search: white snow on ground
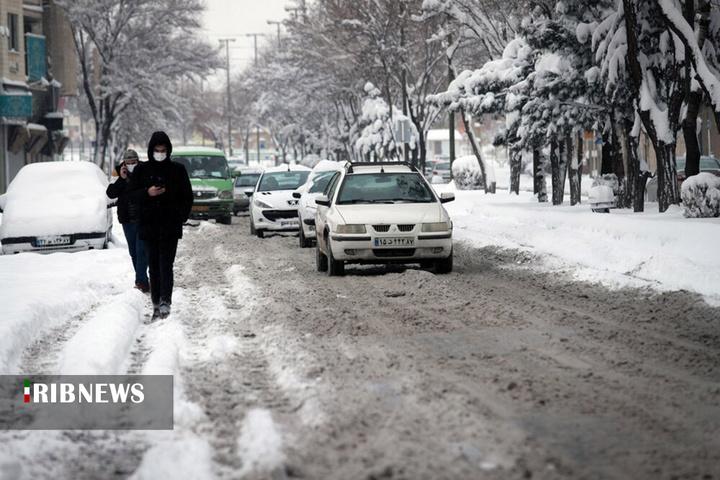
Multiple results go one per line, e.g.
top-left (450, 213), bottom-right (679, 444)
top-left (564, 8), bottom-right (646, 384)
top-left (237, 409), bottom-right (286, 477)
top-left (59, 290), bottom-right (145, 374)
top-left (437, 184), bottom-right (720, 303)
top-left (0, 248), bottom-right (134, 373)
top-left (130, 437), bottom-right (215, 480)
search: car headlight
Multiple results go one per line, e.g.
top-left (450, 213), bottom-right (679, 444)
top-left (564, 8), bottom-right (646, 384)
top-left (335, 224), bottom-right (366, 234)
top-left (422, 222), bottom-right (451, 232)
top-left (219, 190), bottom-right (233, 200)
top-left (254, 199), bottom-right (273, 209)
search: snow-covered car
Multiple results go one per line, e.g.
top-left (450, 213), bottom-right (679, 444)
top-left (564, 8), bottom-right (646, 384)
top-left (0, 161), bottom-right (113, 254)
top-left (315, 162), bottom-right (455, 276)
top-left (233, 167), bottom-right (263, 214)
top-left (294, 160), bottom-right (345, 248)
top-left (431, 161), bottom-right (452, 183)
top-left (589, 185), bottom-right (616, 213)
top-left (247, 165), bottom-right (311, 238)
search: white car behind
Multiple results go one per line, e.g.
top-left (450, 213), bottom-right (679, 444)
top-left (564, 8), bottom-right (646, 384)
top-left (295, 160), bottom-right (345, 248)
top-left (0, 161), bottom-right (113, 255)
top-left (315, 162), bottom-right (455, 276)
top-left (247, 165), bottom-right (311, 238)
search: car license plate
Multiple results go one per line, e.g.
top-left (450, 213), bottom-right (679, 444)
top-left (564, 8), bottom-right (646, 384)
top-left (374, 237), bottom-right (415, 248)
top-left (281, 220), bottom-right (299, 227)
top-left (192, 205), bottom-right (210, 212)
top-left (36, 235), bottom-right (71, 247)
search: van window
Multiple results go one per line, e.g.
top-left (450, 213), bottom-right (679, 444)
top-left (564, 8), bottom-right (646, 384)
top-left (174, 156), bottom-right (230, 179)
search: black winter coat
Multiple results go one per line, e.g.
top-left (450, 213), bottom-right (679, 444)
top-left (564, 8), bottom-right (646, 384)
top-left (127, 159), bottom-right (193, 240)
top-left (106, 164), bottom-right (141, 224)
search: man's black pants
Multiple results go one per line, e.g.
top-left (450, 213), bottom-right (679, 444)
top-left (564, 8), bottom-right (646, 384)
top-left (144, 236), bottom-right (179, 306)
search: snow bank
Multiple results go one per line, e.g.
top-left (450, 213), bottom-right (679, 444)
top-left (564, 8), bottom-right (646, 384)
top-left (0, 161), bottom-right (110, 239)
top-left (237, 409), bottom-right (285, 476)
top-left (438, 186), bottom-right (720, 303)
top-left (130, 437), bottom-right (214, 480)
top-left (0, 249), bottom-right (133, 373)
top-left (452, 156), bottom-right (485, 190)
top-left (58, 290), bottom-right (145, 374)
top-left (681, 173), bottom-right (720, 218)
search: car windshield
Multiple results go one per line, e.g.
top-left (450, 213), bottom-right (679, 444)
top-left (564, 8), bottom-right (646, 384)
top-left (434, 162), bottom-right (450, 171)
top-left (309, 171), bottom-right (337, 194)
top-left (336, 173), bottom-right (435, 205)
top-left (700, 156), bottom-right (720, 170)
top-left (258, 171), bottom-right (310, 192)
top-left (235, 174), bottom-right (261, 187)
top-left (174, 156), bottom-right (230, 179)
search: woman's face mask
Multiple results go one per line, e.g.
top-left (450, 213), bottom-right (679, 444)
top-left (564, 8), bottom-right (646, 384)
top-left (126, 163), bottom-right (137, 173)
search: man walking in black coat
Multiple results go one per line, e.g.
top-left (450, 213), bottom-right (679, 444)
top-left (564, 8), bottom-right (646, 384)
top-left (107, 149), bottom-right (149, 293)
top-left (128, 131), bottom-right (193, 320)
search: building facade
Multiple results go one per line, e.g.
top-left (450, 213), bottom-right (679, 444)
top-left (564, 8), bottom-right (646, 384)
top-left (0, 0), bottom-right (76, 193)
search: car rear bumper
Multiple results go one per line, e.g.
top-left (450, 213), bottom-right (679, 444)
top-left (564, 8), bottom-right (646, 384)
top-left (1, 233), bottom-right (106, 255)
top-left (234, 197), bottom-right (250, 210)
top-left (329, 233), bottom-right (452, 262)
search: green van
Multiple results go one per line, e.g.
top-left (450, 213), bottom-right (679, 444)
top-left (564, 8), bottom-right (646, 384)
top-left (172, 146), bottom-right (234, 224)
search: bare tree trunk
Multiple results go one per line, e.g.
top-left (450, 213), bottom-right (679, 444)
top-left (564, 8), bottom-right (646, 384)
top-left (509, 148), bottom-right (521, 195)
top-left (550, 137), bottom-right (566, 205)
top-left (656, 143), bottom-right (679, 212)
top-left (460, 109), bottom-right (489, 193)
top-left (569, 133), bottom-right (581, 205)
top-left (533, 149), bottom-right (548, 202)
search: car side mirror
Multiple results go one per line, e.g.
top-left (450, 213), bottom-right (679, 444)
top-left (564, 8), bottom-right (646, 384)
top-left (315, 195), bottom-right (331, 207)
top-left (440, 192), bottom-right (455, 203)
top-left (292, 192), bottom-right (302, 199)
top-left (244, 189), bottom-right (255, 197)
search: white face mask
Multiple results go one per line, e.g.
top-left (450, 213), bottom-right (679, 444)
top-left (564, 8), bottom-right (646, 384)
top-left (126, 163), bottom-right (137, 173)
top-left (154, 152), bottom-right (167, 162)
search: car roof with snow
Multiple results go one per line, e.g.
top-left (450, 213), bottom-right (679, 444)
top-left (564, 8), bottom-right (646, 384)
top-left (263, 164), bottom-right (311, 173)
top-left (348, 162), bottom-right (415, 174)
top-left (173, 146), bottom-right (226, 157)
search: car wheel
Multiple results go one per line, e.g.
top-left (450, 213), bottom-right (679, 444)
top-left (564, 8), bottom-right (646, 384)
top-left (316, 245), bottom-right (328, 272)
top-left (592, 208), bottom-right (610, 213)
top-left (256, 229), bottom-right (265, 239)
top-left (218, 215), bottom-right (232, 225)
top-left (435, 250), bottom-right (453, 274)
top-left (299, 226), bottom-right (311, 248)
top-left (327, 239), bottom-right (345, 277)
top-left (250, 215), bottom-right (256, 235)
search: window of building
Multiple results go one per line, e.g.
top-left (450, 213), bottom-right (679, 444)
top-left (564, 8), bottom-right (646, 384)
top-left (7, 13), bottom-right (19, 51)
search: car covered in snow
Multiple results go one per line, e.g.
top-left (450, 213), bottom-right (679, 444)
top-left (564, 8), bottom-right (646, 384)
top-left (172, 146), bottom-right (234, 225)
top-left (0, 161), bottom-right (113, 254)
top-left (315, 162), bottom-right (455, 276)
top-left (294, 160), bottom-right (344, 248)
top-left (247, 164), bottom-right (311, 238)
top-left (233, 167), bottom-right (263, 214)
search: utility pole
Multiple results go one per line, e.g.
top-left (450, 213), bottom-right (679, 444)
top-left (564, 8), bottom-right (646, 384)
top-left (400, 1), bottom-right (409, 164)
top-left (245, 33), bottom-right (263, 66)
top-left (267, 20), bottom-right (282, 43)
top-left (257, 125), bottom-right (261, 164)
top-left (448, 32), bottom-right (456, 177)
top-left (219, 38), bottom-right (236, 156)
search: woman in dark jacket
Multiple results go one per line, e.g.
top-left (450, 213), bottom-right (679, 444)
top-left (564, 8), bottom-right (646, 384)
top-left (127, 131), bottom-right (193, 320)
top-left (106, 149), bottom-right (149, 292)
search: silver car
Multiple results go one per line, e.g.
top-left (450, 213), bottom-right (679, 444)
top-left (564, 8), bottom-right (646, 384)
top-left (233, 168), bottom-right (262, 214)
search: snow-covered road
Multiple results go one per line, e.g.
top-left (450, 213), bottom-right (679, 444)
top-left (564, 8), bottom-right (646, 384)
top-left (1, 213), bottom-right (719, 479)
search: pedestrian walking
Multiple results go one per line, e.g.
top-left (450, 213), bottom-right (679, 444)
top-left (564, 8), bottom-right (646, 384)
top-left (106, 149), bottom-right (149, 293)
top-left (127, 131), bottom-right (193, 320)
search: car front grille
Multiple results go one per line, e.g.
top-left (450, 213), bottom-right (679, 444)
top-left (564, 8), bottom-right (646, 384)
top-left (397, 224), bottom-right (415, 232)
top-left (373, 248), bottom-right (416, 258)
top-left (262, 210), bottom-right (298, 221)
top-left (194, 191), bottom-right (216, 200)
top-left (373, 225), bottom-right (391, 233)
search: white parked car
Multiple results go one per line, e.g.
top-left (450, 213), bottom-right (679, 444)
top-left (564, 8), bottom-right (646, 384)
top-left (315, 162), bottom-right (455, 276)
top-left (0, 161), bottom-right (113, 254)
top-left (294, 160), bottom-right (345, 248)
top-left (247, 164), bottom-right (311, 238)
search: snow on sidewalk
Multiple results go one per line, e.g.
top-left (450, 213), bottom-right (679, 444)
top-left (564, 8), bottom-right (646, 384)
top-left (58, 290), bottom-right (145, 374)
top-left (0, 248), bottom-right (134, 373)
top-left (439, 185), bottom-right (720, 303)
